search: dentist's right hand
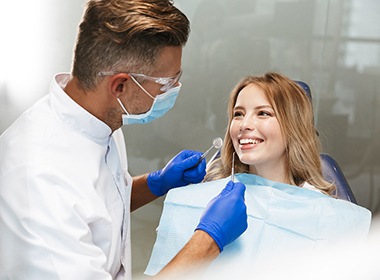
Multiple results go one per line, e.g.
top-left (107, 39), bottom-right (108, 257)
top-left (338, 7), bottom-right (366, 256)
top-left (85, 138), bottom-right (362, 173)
top-left (195, 181), bottom-right (247, 252)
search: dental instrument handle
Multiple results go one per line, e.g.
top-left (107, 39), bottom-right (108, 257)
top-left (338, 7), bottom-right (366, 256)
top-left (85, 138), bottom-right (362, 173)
top-left (194, 145), bottom-right (214, 166)
top-left (231, 152), bottom-right (235, 182)
top-left (201, 145), bottom-right (214, 160)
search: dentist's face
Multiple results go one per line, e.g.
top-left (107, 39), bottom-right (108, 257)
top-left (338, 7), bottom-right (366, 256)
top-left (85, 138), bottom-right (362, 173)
top-left (229, 84), bottom-right (286, 174)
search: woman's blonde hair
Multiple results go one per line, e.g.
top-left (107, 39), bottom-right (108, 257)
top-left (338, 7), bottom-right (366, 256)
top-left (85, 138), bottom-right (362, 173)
top-left (205, 72), bottom-right (335, 195)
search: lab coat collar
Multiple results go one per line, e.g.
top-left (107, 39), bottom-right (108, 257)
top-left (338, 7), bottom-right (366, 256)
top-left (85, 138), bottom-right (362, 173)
top-left (50, 73), bottom-right (112, 146)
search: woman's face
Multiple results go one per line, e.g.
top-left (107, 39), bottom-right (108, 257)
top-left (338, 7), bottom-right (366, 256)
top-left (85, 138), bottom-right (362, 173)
top-left (230, 84), bottom-right (287, 176)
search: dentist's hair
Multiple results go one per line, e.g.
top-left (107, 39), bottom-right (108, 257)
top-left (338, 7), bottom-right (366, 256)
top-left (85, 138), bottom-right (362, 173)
top-left (205, 72), bottom-right (335, 195)
top-left (72, 0), bottom-right (190, 90)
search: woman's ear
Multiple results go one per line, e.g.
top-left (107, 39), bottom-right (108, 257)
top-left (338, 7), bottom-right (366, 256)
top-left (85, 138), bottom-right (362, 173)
top-left (109, 73), bottom-right (130, 98)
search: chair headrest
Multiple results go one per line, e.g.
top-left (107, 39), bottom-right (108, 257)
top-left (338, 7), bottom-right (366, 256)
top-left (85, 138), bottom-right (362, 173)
top-left (295, 80), bottom-right (313, 103)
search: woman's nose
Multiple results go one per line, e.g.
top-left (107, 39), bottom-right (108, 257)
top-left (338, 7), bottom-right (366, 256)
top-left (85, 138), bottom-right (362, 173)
top-left (239, 116), bottom-right (255, 131)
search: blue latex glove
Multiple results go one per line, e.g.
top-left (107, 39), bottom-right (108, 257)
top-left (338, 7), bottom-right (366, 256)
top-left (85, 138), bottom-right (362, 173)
top-left (147, 150), bottom-right (206, 196)
top-left (195, 181), bottom-right (247, 252)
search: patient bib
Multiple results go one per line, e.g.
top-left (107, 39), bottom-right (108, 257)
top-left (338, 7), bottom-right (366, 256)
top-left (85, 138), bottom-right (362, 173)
top-left (145, 174), bottom-right (371, 275)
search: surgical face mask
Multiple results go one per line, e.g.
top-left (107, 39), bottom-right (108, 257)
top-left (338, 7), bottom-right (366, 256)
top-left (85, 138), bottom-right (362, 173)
top-left (117, 76), bottom-right (181, 125)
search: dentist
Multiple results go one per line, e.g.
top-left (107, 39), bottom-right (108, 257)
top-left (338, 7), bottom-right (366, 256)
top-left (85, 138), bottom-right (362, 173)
top-left (0, 0), bottom-right (247, 279)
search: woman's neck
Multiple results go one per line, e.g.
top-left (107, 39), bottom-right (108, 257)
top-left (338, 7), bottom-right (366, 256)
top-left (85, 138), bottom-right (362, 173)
top-left (250, 164), bottom-right (292, 185)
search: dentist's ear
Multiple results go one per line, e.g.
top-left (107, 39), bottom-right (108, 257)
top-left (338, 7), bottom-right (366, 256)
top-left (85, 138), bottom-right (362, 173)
top-left (109, 73), bottom-right (130, 98)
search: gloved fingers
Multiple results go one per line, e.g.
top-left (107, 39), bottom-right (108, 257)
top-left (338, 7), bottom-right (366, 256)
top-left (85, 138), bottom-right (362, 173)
top-left (220, 181), bottom-right (246, 197)
top-left (188, 157), bottom-right (206, 173)
top-left (195, 181), bottom-right (248, 251)
top-left (163, 150), bottom-right (202, 171)
top-left (232, 182), bottom-right (246, 196)
top-left (183, 169), bottom-right (206, 184)
top-left (220, 181), bottom-right (234, 195)
top-left (177, 152), bottom-right (203, 170)
top-left (176, 149), bottom-right (202, 161)
top-left (162, 150), bottom-right (194, 168)
top-left (183, 157), bottom-right (206, 182)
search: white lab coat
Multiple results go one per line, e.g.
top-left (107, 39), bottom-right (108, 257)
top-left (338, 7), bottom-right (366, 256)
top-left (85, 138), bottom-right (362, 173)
top-left (0, 74), bottom-right (132, 279)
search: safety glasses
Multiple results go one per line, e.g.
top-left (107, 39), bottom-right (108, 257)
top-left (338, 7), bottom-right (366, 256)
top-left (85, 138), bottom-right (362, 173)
top-left (98, 69), bottom-right (182, 92)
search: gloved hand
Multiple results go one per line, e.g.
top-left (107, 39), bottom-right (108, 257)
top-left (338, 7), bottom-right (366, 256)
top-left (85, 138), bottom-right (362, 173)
top-left (195, 181), bottom-right (247, 252)
top-left (147, 150), bottom-right (206, 196)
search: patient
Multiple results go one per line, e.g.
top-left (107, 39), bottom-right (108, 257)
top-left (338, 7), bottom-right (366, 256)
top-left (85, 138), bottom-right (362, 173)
top-left (204, 72), bottom-right (334, 194)
top-left (145, 72), bottom-right (371, 276)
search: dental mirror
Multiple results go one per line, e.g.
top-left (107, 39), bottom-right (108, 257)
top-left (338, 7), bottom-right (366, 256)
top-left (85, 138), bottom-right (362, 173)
top-left (195, 137), bottom-right (223, 166)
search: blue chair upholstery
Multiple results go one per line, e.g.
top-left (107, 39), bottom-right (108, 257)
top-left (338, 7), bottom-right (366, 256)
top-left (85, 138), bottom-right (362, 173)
top-left (295, 81), bottom-right (357, 203)
top-left (294, 80), bottom-right (313, 102)
top-left (320, 153), bottom-right (357, 203)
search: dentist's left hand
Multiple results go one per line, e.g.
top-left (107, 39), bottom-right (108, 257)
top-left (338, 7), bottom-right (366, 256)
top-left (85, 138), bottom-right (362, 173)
top-left (147, 150), bottom-right (206, 196)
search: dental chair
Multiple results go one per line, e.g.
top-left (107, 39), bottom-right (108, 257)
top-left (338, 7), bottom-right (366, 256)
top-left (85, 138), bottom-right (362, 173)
top-left (320, 153), bottom-right (357, 203)
top-left (296, 81), bottom-right (357, 203)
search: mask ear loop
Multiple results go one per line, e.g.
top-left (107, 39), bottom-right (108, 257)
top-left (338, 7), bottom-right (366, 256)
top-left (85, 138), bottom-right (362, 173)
top-left (129, 75), bottom-right (155, 99)
top-left (117, 98), bottom-right (130, 115)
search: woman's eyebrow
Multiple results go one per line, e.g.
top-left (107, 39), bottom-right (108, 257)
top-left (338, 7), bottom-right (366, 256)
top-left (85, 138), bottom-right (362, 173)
top-left (233, 105), bottom-right (244, 110)
top-left (255, 105), bottom-right (273, 110)
top-left (233, 104), bottom-right (272, 110)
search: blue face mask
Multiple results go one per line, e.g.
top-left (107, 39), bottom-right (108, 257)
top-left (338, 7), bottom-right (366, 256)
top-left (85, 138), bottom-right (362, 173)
top-left (117, 77), bottom-right (181, 125)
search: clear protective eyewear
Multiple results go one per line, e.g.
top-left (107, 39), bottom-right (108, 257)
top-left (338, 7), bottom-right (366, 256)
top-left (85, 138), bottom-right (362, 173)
top-left (98, 69), bottom-right (182, 92)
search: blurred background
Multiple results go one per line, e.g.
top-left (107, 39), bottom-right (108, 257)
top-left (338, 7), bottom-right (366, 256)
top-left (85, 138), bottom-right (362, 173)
top-left (1, 0), bottom-right (379, 278)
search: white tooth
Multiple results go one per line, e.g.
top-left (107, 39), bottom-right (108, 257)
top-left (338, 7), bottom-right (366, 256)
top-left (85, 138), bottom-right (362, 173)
top-left (240, 138), bottom-right (261, 145)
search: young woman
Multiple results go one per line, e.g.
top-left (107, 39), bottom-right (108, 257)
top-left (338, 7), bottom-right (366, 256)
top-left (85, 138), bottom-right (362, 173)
top-left (205, 72), bottom-right (335, 195)
top-left (145, 72), bottom-right (371, 277)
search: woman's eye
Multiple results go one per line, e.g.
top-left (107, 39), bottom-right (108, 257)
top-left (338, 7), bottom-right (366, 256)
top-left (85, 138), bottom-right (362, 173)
top-left (258, 110), bottom-right (272, 117)
top-left (233, 111), bottom-right (243, 117)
